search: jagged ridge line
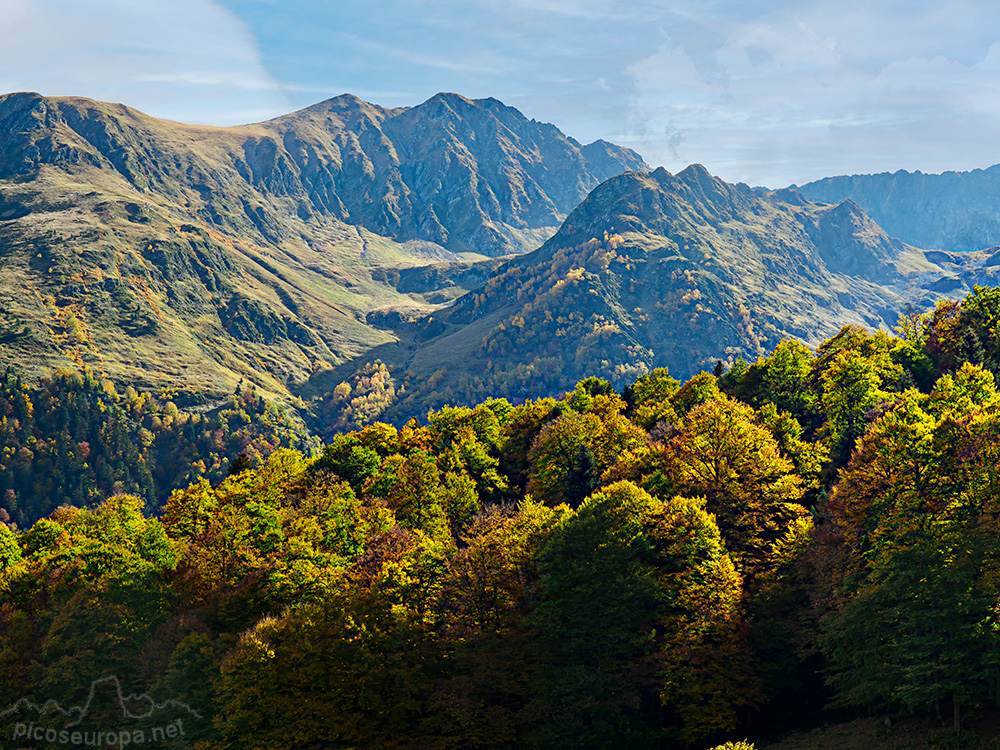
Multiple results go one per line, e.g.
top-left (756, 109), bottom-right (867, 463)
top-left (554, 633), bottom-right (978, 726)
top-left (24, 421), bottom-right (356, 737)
top-left (0, 675), bottom-right (202, 727)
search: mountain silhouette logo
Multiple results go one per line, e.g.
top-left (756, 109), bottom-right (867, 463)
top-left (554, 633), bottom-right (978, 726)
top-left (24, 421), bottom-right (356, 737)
top-left (2, 676), bottom-right (202, 746)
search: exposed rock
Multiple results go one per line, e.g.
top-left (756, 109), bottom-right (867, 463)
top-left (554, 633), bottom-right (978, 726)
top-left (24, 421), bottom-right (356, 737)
top-left (0, 91), bottom-right (646, 257)
top-left (794, 165), bottom-right (1000, 251)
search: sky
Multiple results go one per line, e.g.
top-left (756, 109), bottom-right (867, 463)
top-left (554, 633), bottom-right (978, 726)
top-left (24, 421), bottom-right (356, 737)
top-left (2, 0), bottom-right (1000, 187)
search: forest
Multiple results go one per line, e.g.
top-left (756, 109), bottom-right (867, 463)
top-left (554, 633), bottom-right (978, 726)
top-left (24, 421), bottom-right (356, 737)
top-left (0, 370), bottom-right (318, 527)
top-left (4, 286), bottom-right (1000, 749)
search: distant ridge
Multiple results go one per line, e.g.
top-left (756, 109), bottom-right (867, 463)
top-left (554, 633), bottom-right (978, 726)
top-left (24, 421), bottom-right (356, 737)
top-left (0, 90), bottom-right (644, 398)
top-left (0, 88), bottom-right (988, 429)
top-left (793, 164), bottom-right (1000, 251)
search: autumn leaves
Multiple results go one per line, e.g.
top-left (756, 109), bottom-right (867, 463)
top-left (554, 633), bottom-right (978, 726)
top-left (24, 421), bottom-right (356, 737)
top-left (7, 287), bottom-right (1000, 746)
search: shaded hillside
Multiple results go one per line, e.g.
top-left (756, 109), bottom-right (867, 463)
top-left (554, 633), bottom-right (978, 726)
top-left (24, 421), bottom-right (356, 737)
top-left (794, 164), bottom-right (1000, 251)
top-left (331, 165), bottom-right (943, 423)
top-left (0, 91), bottom-right (645, 258)
top-left (0, 368), bottom-right (318, 528)
top-left (0, 91), bottom-right (641, 399)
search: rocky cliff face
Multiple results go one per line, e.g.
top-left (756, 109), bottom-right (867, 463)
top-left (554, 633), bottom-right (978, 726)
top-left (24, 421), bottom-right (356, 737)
top-left (367, 164), bottom-right (942, 420)
top-left (793, 165), bottom-right (1000, 251)
top-left (0, 91), bottom-right (646, 257)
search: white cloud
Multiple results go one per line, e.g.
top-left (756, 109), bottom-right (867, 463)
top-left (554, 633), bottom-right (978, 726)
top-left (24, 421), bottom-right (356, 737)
top-left (0, 0), bottom-right (290, 125)
top-left (624, 2), bottom-right (1000, 186)
top-left (10, 0), bottom-right (999, 184)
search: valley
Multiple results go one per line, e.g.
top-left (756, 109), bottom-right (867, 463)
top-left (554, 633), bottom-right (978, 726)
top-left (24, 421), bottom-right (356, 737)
top-left (5, 88), bottom-right (1000, 750)
top-left (0, 91), bottom-right (641, 405)
top-left (4, 90), bottom-right (999, 436)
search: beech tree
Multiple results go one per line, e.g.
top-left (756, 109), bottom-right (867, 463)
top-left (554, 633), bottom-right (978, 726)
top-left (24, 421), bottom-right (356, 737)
top-left (526, 411), bottom-right (601, 507)
top-left (525, 482), bottom-right (758, 749)
top-left (526, 481), bottom-right (664, 749)
top-left (821, 366), bottom-right (1000, 729)
top-left (18, 295), bottom-right (1000, 749)
top-left (671, 394), bottom-right (808, 576)
top-left (649, 494), bottom-right (760, 741)
top-left (624, 367), bottom-right (680, 429)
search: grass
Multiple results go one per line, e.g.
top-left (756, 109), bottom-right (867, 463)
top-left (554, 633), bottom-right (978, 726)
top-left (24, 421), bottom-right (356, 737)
top-left (0, 143), bottom-right (483, 405)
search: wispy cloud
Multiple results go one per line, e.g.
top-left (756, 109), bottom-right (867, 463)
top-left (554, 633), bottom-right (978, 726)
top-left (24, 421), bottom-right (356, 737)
top-left (624, 1), bottom-right (1000, 186)
top-left (0, 0), bottom-right (291, 125)
top-left (335, 33), bottom-right (516, 76)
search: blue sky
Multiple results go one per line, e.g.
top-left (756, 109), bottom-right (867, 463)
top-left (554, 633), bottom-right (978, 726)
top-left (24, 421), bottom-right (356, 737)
top-left (3, 0), bottom-right (1000, 187)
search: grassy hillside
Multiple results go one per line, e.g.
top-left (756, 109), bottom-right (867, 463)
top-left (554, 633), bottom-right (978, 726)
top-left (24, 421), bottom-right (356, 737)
top-left (322, 165), bottom-right (948, 425)
top-left (0, 91), bottom-right (645, 405)
top-left (764, 712), bottom-right (1000, 750)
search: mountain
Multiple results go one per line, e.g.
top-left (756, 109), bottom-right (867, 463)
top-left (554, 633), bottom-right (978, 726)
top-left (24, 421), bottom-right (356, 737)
top-left (275, 92), bottom-right (647, 255)
top-left (0, 91), bottom-right (645, 257)
top-left (345, 164), bottom-right (944, 421)
top-left (793, 165), bottom-right (1000, 251)
top-left (0, 91), bottom-right (643, 401)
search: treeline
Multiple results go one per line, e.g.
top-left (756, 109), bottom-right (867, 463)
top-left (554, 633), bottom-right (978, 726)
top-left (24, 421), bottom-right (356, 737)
top-left (4, 287), bottom-right (1000, 748)
top-left (0, 368), bottom-right (318, 526)
top-left (385, 235), bottom-right (657, 420)
top-left (376, 233), bottom-right (774, 423)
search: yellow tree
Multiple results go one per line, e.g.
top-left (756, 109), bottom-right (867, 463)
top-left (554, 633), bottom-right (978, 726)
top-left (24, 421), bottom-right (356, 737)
top-left (671, 394), bottom-right (808, 576)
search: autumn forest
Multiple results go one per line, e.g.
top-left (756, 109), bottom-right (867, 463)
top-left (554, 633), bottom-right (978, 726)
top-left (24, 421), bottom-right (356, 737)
top-left (3, 284), bottom-right (1000, 749)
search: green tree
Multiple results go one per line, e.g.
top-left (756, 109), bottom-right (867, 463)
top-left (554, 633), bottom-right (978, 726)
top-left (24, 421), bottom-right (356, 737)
top-left (820, 371), bottom-right (1000, 729)
top-left (525, 482), bottom-right (758, 748)
top-left (525, 482), bottom-right (666, 749)
top-left (526, 411), bottom-right (601, 507)
top-left (670, 371), bottom-right (721, 417)
top-left (821, 348), bottom-right (883, 459)
top-left (671, 395), bottom-right (808, 576)
top-left (386, 450), bottom-right (450, 538)
top-left (649, 494), bottom-right (760, 742)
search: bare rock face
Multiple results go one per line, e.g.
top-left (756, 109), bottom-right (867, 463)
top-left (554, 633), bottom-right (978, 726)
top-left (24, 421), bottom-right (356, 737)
top-left (0, 91), bottom-right (647, 257)
top-left (794, 165), bottom-right (1000, 252)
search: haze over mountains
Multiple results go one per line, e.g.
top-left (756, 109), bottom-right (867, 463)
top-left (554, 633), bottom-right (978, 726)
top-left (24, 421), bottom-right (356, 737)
top-left (795, 165), bottom-right (1000, 251)
top-left (0, 89), bottom-right (993, 426)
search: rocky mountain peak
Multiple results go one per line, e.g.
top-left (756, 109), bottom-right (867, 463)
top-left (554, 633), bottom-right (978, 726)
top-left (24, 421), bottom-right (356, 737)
top-left (0, 91), bottom-right (646, 257)
top-left (379, 163), bottom-right (942, 419)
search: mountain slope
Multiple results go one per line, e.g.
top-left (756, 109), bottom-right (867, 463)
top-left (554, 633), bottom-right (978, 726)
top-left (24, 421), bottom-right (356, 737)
top-left (0, 91), bottom-right (643, 400)
top-left (0, 91), bottom-right (645, 258)
top-left (359, 165), bottom-right (942, 420)
top-left (793, 165), bottom-right (1000, 251)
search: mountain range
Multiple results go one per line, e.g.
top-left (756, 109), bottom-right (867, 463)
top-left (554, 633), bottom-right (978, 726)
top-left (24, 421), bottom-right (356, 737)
top-left (354, 164), bottom-right (948, 421)
top-left (0, 91), bottom-right (642, 402)
top-left (794, 164), bottom-right (1000, 251)
top-left (0, 90), bottom-right (993, 427)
